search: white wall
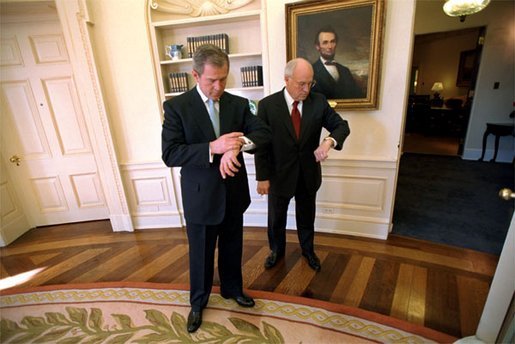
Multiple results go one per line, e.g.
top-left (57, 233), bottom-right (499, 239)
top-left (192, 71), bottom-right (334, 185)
top-left (87, 0), bottom-right (163, 164)
top-left (261, 0), bottom-right (415, 238)
top-left (265, 0), bottom-right (414, 162)
top-left (414, 0), bottom-right (514, 162)
top-left (86, 0), bottom-right (417, 238)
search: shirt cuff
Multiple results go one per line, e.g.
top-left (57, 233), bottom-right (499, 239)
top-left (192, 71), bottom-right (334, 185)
top-left (239, 136), bottom-right (256, 151)
top-left (324, 136), bottom-right (337, 148)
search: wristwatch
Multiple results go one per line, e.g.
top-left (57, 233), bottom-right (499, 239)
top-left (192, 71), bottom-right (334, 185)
top-left (323, 136), bottom-right (336, 148)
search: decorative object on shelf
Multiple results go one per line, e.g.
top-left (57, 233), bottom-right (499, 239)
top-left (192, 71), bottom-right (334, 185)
top-left (150, 0), bottom-right (254, 17)
top-left (443, 0), bottom-right (491, 22)
top-left (166, 44), bottom-right (184, 60)
top-left (169, 72), bottom-right (189, 92)
top-left (241, 65), bottom-right (263, 87)
top-left (286, 0), bottom-right (385, 110)
top-left (187, 33), bottom-right (229, 57)
top-left (430, 82), bottom-right (444, 107)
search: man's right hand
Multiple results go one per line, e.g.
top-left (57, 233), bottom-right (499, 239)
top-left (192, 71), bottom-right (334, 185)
top-left (210, 132), bottom-right (244, 155)
top-left (257, 180), bottom-right (270, 195)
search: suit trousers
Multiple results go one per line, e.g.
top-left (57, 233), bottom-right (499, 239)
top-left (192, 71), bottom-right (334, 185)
top-left (267, 172), bottom-right (317, 256)
top-left (186, 212), bottom-right (244, 311)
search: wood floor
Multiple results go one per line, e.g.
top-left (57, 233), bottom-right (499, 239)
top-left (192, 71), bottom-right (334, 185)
top-left (403, 133), bottom-right (460, 156)
top-left (0, 220), bottom-right (499, 339)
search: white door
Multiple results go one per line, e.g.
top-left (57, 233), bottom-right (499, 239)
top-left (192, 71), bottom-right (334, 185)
top-left (0, 12), bottom-right (109, 227)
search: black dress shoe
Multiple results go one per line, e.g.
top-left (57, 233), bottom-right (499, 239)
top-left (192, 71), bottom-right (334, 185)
top-left (221, 292), bottom-right (255, 307)
top-left (187, 310), bottom-right (202, 333)
top-left (264, 251), bottom-right (284, 269)
top-left (302, 252), bottom-right (321, 272)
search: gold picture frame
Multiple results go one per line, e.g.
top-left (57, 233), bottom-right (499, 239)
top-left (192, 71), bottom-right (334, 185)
top-left (286, 0), bottom-right (385, 110)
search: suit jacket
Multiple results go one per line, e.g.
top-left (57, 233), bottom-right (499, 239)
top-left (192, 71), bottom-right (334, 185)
top-left (312, 59), bottom-right (364, 99)
top-left (162, 88), bottom-right (270, 225)
top-left (255, 89), bottom-right (350, 198)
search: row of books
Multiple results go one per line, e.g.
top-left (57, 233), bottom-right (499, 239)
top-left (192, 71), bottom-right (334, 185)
top-left (168, 66), bottom-right (263, 93)
top-left (241, 65), bottom-right (263, 87)
top-left (187, 33), bottom-right (229, 57)
top-left (168, 72), bottom-right (189, 93)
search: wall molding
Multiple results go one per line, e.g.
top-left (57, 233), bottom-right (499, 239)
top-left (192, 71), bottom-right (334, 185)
top-left (150, 0), bottom-right (254, 16)
top-left (124, 156), bottom-right (397, 240)
top-left (55, 0), bottom-right (134, 231)
top-left (120, 161), bottom-right (183, 229)
top-left (463, 146), bottom-right (514, 163)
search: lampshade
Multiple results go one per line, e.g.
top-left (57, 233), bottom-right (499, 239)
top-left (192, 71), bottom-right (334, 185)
top-left (431, 82), bottom-right (444, 92)
top-left (443, 0), bottom-right (491, 18)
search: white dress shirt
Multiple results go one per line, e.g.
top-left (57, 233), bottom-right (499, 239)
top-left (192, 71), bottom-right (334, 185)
top-left (196, 85), bottom-right (255, 162)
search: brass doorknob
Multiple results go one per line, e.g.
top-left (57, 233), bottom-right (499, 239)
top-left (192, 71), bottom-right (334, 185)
top-left (9, 155), bottom-right (21, 166)
top-left (499, 188), bottom-right (515, 201)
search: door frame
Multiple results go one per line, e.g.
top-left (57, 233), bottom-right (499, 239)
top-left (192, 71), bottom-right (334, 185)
top-left (53, 0), bottom-right (133, 232)
top-left (473, 213), bottom-right (514, 343)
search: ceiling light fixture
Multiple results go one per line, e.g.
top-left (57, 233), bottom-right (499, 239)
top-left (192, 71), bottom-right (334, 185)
top-left (443, 0), bottom-right (491, 22)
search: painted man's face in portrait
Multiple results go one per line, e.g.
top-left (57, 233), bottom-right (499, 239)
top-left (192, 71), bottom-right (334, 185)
top-left (316, 32), bottom-right (337, 60)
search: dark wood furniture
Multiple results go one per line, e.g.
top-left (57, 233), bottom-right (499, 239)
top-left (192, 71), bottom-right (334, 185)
top-left (406, 96), bottom-right (469, 138)
top-left (406, 95), bottom-right (430, 133)
top-left (426, 106), bottom-right (469, 137)
top-left (478, 122), bottom-right (514, 162)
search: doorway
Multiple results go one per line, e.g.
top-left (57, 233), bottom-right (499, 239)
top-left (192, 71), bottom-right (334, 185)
top-left (0, 0), bottom-right (133, 245)
top-left (393, 26), bottom-right (514, 255)
top-left (403, 27), bottom-right (484, 157)
top-left (1, 2), bottom-right (110, 228)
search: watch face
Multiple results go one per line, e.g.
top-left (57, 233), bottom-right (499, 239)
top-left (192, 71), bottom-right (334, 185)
top-left (249, 100), bottom-right (257, 115)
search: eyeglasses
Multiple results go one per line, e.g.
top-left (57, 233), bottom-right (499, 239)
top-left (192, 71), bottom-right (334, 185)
top-left (291, 79), bottom-right (316, 89)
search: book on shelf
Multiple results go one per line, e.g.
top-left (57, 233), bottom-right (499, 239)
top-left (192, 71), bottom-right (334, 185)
top-left (187, 33), bottom-right (229, 57)
top-left (168, 72), bottom-right (189, 93)
top-left (240, 65), bottom-right (263, 87)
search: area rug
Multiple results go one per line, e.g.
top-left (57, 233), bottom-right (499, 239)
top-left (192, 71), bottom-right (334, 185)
top-left (0, 282), bottom-right (456, 343)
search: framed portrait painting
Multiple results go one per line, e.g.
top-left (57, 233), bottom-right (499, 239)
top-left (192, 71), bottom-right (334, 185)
top-left (286, 0), bottom-right (385, 110)
top-left (456, 49), bottom-right (479, 88)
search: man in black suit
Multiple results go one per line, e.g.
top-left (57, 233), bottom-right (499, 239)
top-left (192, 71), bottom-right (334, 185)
top-left (162, 44), bottom-right (270, 333)
top-left (255, 58), bottom-right (350, 272)
top-left (312, 26), bottom-right (364, 99)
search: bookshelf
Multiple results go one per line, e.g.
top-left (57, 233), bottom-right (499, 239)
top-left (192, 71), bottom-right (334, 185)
top-left (147, 0), bottom-right (269, 106)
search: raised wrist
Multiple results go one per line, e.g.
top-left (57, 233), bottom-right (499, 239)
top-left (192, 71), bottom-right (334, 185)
top-left (323, 137), bottom-right (336, 148)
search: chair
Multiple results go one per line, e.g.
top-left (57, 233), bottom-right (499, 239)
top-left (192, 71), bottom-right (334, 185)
top-left (406, 95), bottom-right (430, 133)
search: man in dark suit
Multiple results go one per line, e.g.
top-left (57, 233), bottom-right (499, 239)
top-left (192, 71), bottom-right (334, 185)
top-left (312, 26), bottom-right (364, 99)
top-left (162, 44), bottom-right (270, 333)
top-left (255, 58), bottom-right (350, 272)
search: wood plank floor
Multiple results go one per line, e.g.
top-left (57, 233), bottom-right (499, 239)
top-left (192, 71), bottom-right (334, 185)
top-left (0, 220), bottom-right (498, 338)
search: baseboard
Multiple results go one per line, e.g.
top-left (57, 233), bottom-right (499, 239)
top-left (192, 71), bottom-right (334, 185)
top-left (463, 148), bottom-right (514, 163)
top-left (131, 213), bottom-right (183, 229)
top-left (110, 214), bottom-right (134, 232)
top-left (0, 215), bottom-right (31, 247)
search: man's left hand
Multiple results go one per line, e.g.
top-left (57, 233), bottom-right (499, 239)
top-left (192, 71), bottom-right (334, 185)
top-left (314, 139), bottom-right (333, 162)
top-left (220, 149), bottom-right (241, 179)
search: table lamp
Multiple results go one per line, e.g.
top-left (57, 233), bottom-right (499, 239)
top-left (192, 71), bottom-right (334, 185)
top-left (431, 82), bottom-right (444, 107)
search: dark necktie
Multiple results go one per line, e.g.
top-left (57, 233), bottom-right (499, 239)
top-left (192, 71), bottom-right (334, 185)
top-left (291, 101), bottom-right (301, 138)
top-left (325, 60), bottom-right (336, 66)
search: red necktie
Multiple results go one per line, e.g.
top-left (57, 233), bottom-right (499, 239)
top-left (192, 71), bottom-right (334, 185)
top-left (291, 101), bottom-right (301, 138)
